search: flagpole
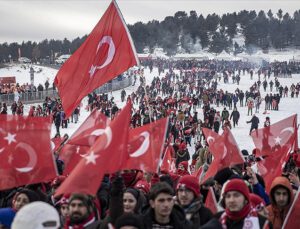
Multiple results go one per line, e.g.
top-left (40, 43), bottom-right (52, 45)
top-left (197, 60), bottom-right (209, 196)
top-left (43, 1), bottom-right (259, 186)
top-left (282, 187), bottom-right (300, 229)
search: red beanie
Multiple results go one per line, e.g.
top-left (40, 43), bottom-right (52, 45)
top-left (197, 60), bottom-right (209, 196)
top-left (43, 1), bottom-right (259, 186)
top-left (176, 175), bottom-right (200, 198)
top-left (134, 180), bottom-right (150, 194)
top-left (249, 193), bottom-right (265, 208)
top-left (223, 179), bottom-right (250, 203)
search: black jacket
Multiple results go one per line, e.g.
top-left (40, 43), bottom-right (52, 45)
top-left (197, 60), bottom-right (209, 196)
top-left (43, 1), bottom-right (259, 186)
top-left (142, 205), bottom-right (192, 229)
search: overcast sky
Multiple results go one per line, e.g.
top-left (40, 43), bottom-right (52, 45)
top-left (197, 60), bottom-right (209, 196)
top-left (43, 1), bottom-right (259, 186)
top-left (1, 0), bottom-right (299, 44)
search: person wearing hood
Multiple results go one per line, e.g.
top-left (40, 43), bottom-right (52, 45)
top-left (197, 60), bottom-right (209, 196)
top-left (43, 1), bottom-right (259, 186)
top-left (266, 176), bottom-right (294, 229)
top-left (175, 175), bottom-right (213, 228)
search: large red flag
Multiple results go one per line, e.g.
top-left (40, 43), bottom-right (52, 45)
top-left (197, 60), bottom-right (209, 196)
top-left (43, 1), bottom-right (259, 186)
top-left (0, 115), bottom-right (57, 190)
top-left (123, 118), bottom-right (169, 172)
top-left (282, 188), bottom-right (300, 229)
top-left (54, 1), bottom-right (139, 117)
top-left (201, 128), bottom-right (244, 183)
top-left (59, 109), bottom-right (109, 174)
top-left (251, 114), bottom-right (298, 156)
top-left (252, 115), bottom-right (298, 192)
top-left (55, 102), bottom-right (131, 196)
top-left (160, 145), bottom-right (176, 173)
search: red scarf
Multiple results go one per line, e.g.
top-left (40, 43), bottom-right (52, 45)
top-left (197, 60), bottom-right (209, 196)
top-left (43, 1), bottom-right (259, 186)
top-left (64, 213), bottom-right (95, 229)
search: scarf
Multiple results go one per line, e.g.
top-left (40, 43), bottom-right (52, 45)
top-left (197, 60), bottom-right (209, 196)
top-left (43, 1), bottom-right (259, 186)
top-left (64, 213), bottom-right (95, 229)
top-left (220, 204), bottom-right (261, 229)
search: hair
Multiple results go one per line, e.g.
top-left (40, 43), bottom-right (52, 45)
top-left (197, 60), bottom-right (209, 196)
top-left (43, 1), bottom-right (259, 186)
top-left (148, 182), bottom-right (174, 201)
top-left (69, 193), bottom-right (94, 214)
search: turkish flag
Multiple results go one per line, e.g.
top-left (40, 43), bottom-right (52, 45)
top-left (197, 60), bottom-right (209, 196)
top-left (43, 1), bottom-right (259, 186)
top-left (283, 189), bottom-right (300, 229)
top-left (251, 115), bottom-right (298, 192)
top-left (160, 145), bottom-right (176, 173)
top-left (201, 128), bottom-right (244, 183)
top-left (60, 144), bottom-right (90, 175)
top-left (251, 114), bottom-right (298, 156)
top-left (54, 1), bottom-right (139, 117)
top-left (122, 118), bottom-right (169, 172)
top-left (0, 115), bottom-right (57, 190)
top-left (55, 102), bottom-right (131, 196)
top-left (68, 109), bottom-right (110, 146)
top-left (204, 187), bottom-right (218, 214)
top-left (59, 109), bottom-right (109, 174)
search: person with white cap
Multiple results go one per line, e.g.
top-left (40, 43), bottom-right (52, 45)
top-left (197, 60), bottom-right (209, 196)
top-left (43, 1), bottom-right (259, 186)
top-left (11, 201), bottom-right (60, 229)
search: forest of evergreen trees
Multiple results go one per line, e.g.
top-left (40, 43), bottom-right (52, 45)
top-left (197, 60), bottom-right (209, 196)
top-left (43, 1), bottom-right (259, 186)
top-left (1, 9), bottom-right (300, 62)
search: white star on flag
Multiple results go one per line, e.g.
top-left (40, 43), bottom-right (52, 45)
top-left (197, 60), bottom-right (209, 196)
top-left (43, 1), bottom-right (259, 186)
top-left (4, 133), bottom-right (16, 145)
top-left (84, 151), bottom-right (99, 165)
top-left (274, 136), bottom-right (282, 145)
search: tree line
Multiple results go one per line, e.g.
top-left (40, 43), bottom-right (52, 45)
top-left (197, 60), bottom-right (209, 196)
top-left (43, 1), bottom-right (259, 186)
top-left (1, 9), bottom-right (300, 62)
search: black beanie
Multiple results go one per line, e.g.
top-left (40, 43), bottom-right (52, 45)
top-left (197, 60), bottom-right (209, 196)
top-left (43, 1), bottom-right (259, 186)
top-left (214, 167), bottom-right (234, 186)
top-left (115, 213), bottom-right (144, 229)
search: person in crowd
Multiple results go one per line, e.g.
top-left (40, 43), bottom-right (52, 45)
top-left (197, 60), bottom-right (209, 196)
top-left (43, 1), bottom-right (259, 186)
top-left (123, 187), bottom-right (146, 214)
top-left (229, 107), bottom-right (240, 128)
top-left (142, 182), bottom-right (191, 229)
top-left (246, 114), bottom-right (259, 135)
top-left (266, 176), bottom-right (294, 229)
top-left (176, 175), bottom-right (213, 228)
top-left (11, 201), bottom-right (60, 229)
top-left (64, 193), bottom-right (101, 228)
top-left (201, 179), bottom-right (271, 228)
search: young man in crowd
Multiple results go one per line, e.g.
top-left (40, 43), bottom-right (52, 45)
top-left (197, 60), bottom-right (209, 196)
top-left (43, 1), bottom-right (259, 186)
top-left (142, 182), bottom-right (191, 229)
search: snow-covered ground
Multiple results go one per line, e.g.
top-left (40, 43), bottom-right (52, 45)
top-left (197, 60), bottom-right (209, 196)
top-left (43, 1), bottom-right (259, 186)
top-left (1, 53), bottom-right (300, 157)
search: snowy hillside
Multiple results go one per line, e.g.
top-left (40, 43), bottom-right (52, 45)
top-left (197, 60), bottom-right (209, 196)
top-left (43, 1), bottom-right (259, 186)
top-left (1, 54), bottom-right (300, 156)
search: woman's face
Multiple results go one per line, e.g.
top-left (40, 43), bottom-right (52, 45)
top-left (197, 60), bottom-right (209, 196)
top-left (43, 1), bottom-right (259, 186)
top-left (13, 193), bottom-right (30, 211)
top-left (123, 192), bottom-right (137, 213)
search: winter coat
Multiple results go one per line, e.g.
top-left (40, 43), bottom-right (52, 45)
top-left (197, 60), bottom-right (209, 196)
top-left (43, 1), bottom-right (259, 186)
top-left (266, 176), bottom-right (294, 229)
top-left (247, 116), bottom-right (259, 129)
top-left (142, 205), bottom-right (192, 229)
top-left (201, 211), bottom-right (271, 229)
top-left (177, 198), bottom-right (213, 229)
top-left (230, 110), bottom-right (240, 122)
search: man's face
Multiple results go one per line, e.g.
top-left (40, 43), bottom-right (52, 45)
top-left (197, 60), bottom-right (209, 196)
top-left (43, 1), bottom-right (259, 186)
top-left (224, 191), bottom-right (247, 212)
top-left (274, 187), bottom-right (289, 208)
top-left (177, 187), bottom-right (194, 206)
top-left (69, 199), bottom-right (89, 224)
top-left (150, 193), bottom-right (174, 219)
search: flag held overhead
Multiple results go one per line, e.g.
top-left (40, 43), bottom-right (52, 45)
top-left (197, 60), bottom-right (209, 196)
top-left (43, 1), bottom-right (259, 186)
top-left (54, 0), bottom-right (139, 117)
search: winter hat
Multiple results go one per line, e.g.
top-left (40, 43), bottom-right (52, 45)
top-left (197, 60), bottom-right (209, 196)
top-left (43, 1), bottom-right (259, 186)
top-left (221, 179), bottom-right (250, 208)
top-left (11, 202), bottom-right (60, 229)
top-left (177, 175), bottom-right (200, 198)
top-left (115, 213), bottom-right (144, 229)
top-left (134, 180), bottom-right (150, 194)
top-left (0, 208), bottom-right (16, 228)
top-left (249, 193), bottom-right (266, 209)
top-left (69, 193), bottom-right (92, 214)
top-left (54, 194), bottom-right (70, 207)
top-left (214, 167), bottom-right (234, 186)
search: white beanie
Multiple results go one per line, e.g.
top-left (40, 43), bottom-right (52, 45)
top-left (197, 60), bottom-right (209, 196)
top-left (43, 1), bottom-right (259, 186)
top-left (12, 201), bottom-right (60, 229)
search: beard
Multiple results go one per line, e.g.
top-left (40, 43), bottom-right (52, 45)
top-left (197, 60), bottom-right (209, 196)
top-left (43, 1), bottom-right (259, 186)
top-left (69, 212), bottom-right (89, 225)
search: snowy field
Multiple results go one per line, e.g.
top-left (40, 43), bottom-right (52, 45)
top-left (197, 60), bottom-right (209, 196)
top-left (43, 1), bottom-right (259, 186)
top-left (1, 57), bottom-right (300, 157)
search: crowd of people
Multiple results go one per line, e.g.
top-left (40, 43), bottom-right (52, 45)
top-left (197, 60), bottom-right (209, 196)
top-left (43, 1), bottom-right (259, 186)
top-left (1, 58), bottom-right (300, 228)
